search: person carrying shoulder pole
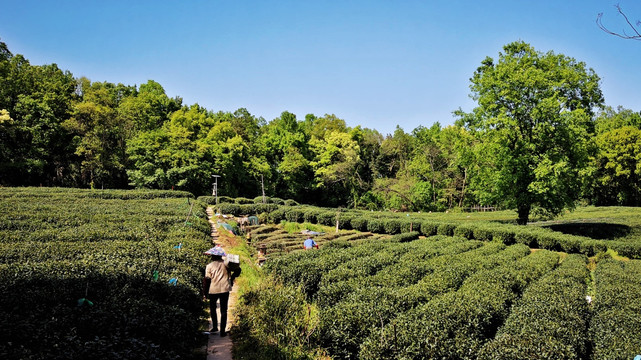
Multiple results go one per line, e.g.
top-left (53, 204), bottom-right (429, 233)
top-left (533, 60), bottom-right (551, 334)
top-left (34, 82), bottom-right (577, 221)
top-left (201, 245), bottom-right (241, 337)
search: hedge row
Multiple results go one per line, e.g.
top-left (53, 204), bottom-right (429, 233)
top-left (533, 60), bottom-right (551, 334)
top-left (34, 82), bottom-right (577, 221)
top-left (590, 259), bottom-right (641, 359)
top-left (478, 254), bottom-right (590, 359)
top-left (269, 236), bottom-right (550, 359)
top-left (264, 232), bottom-right (421, 298)
top-left (2, 187), bottom-right (195, 200)
top-left (213, 202), bottom-right (279, 216)
top-left (0, 188), bottom-right (213, 359)
top-left (197, 195), bottom-right (299, 206)
top-left (317, 241), bottom-right (524, 359)
top-left (252, 206), bottom-right (641, 259)
top-left (360, 249), bottom-right (560, 359)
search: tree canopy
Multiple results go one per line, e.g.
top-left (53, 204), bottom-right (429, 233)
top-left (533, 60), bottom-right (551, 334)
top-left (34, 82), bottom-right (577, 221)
top-left (459, 41), bottom-right (604, 224)
top-left (1, 38), bottom-right (639, 221)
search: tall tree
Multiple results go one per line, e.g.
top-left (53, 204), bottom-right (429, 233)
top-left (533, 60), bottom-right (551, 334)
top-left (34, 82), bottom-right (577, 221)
top-left (310, 129), bottom-right (361, 206)
top-left (460, 41), bottom-right (603, 224)
top-left (257, 111), bottom-right (313, 201)
top-left (0, 50), bottom-right (77, 185)
top-left (64, 78), bottom-right (137, 188)
top-left (594, 126), bottom-right (641, 205)
top-left (586, 107), bottom-right (641, 205)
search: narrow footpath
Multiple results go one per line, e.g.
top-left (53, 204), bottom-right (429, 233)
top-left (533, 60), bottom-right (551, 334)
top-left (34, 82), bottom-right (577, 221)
top-left (204, 207), bottom-right (239, 360)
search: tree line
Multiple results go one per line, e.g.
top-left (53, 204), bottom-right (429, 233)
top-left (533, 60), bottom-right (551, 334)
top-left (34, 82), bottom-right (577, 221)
top-left (1, 39), bottom-right (640, 223)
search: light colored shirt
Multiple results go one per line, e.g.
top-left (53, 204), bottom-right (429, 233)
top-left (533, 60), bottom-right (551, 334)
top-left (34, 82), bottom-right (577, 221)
top-left (205, 258), bottom-right (231, 294)
top-left (304, 238), bottom-right (317, 249)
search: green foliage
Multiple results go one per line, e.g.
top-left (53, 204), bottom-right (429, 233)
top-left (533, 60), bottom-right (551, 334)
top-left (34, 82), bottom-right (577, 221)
top-left (247, 204), bottom-right (641, 359)
top-left (0, 39), bottom-right (639, 210)
top-left (0, 187), bottom-right (212, 359)
top-left (478, 254), bottom-right (590, 360)
top-left (592, 125), bottom-right (641, 206)
top-left (366, 218), bottom-right (384, 233)
top-left (460, 41), bottom-right (603, 224)
top-left (233, 276), bottom-right (324, 360)
top-left (419, 220), bottom-right (439, 236)
top-left (589, 259), bottom-right (641, 359)
top-left (437, 222), bottom-right (457, 236)
top-left (360, 249), bottom-right (559, 360)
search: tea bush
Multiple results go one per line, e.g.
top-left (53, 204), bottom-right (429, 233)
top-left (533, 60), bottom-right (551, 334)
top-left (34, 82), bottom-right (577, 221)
top-left (0, 187), bottom-right (212, 359)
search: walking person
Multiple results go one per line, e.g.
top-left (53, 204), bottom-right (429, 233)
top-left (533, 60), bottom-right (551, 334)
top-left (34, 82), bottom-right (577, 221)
top-left (202, 245), bottom-right (241, 337)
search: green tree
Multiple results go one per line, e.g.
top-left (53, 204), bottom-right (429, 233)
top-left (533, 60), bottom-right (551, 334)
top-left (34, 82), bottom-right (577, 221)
top-left (118, 80), bottom-right (181, 132)
top-left (593, 126), bottom-right (641, 205)
top-left (0, 50), bottom-right (77, 185)
top-left (64, 78), bottom-right (137, 188)
top-left (257, 111), bottom-right (313, 201)
top-left (126, 105), bottom-right (258, 196)
top-left (407, 124), bottom-right (447, 209)
top-left (310, 129), bottom-right (361, 206)
top-left (595, 106), bottom-right (641, 134)
top-left (459, 41), bottom-right (603, 224)
top-left (126, 105), bottom-right (213, 194)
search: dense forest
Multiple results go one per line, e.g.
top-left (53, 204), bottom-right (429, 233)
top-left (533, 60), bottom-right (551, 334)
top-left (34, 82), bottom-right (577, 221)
top-left (1, 39), bottom-right (640, 219)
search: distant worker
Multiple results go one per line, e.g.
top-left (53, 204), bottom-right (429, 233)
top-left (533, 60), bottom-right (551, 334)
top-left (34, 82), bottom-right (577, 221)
top-left (202, 245), bottom-right (241, 337)
top-left (303, 237), bottom-right (319, 250)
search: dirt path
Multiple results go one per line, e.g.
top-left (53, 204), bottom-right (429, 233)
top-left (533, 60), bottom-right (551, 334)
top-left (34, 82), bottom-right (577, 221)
top-left (204, 207), bottom-right (239, 360)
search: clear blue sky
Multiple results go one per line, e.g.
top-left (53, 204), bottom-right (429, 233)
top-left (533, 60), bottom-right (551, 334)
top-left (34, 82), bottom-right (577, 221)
top-left (1, 0), bottom-right (640, 135)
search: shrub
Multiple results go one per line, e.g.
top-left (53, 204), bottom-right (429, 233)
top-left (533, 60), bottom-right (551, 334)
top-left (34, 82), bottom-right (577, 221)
top-left (453, 223), bottom-right (475, 239)
top-left (266, 209), bottom-right (286, 224)
top-left (392, 231), bottom-right (420, 243)
top-left (323, 240), bottom-right (352, 250)
top-left (235, 197), bottom-right (254, 204)
top-left (367, 219), bottom-right (384, 233)
top-left (271, 197), bottom-right (285, 205)
top-left (399, 219), bottom-right (414, 233)
top-left (217, 203), bottom-right (241, 215)
top-left (514, 229), bottom-right (538, 247)
top-left (436, 223), bottom-right (456, 236)
top-left (472, 223), bottom-right (494, 242)
top-left (316, 211), bottom-right (336, 227)
top-left (608, 241), bottom-right (641, 259)
top-left (491, 225), bottom-right (517, 244)
top-left (303, 209), bottom-right (319, 224)
top-left (233, 277), bottom-right (323, 360)
top-left (382, 219), bottom-right (402, 234)
top-left (478, 254), bottom-right (590, 360)
top-left (284, 199), bottom-right (299, 206)
top-left (0, 188), bottom-right (212, 359)
top-left (285, 208), bottom-right (304, 223)
top-left (420, 221), bottom-right (439, 236)
top-left (337, 213), bottom-right (353, 230)
top-left (589, 259), bottom-right (641, 360)
top-left (253, 196), bottom-right (269, 204)
top-left (350, 217), bottom-right (368, 232)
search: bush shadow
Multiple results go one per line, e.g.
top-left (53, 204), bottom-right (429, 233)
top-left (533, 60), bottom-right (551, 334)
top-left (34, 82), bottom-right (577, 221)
top-left (541, 222), bottom-right (631, 240)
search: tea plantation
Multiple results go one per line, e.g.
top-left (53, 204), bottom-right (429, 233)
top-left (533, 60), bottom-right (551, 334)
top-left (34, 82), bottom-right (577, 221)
top-left (4, 189), bottom-right (641, 360)
top-left (223, 198), bottom-right (641, 359)
top-left (261, 233), bottom-right (641, 359)
top-left (0, 187), bottom-right (213, 359)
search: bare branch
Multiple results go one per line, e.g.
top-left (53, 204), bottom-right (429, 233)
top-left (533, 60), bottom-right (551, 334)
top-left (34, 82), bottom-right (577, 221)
top-left (597, 4), bottom-right (641, 40)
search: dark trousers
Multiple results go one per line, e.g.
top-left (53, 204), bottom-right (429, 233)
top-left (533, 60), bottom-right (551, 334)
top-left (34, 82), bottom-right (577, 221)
top-left (208, 292), bottom-right (230, 332)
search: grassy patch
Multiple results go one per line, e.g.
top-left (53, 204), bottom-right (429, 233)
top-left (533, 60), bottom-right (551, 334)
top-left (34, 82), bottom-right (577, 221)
top-left (281, 221), bottom-right (335, 234)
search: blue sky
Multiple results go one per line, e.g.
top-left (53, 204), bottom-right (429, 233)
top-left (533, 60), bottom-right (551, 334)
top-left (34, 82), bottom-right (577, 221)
top-left (1, 0), bottom-right (640, 135)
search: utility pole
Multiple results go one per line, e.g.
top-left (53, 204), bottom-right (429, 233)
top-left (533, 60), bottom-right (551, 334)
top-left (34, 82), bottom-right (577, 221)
top-left (212, 175), bottom-right (221, 205)
top-left (261, 174), bottom-right (266, 204)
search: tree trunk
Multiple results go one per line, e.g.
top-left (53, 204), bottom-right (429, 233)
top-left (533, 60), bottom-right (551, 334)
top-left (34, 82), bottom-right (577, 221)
top-left (516, 203), bottom-right (530, 225)
top-left (458, 167), bottom-right (467, 208)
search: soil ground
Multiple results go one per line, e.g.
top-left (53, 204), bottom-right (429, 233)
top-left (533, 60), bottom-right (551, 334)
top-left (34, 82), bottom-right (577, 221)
top-left (202, 207), bottom-right (239, 360)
